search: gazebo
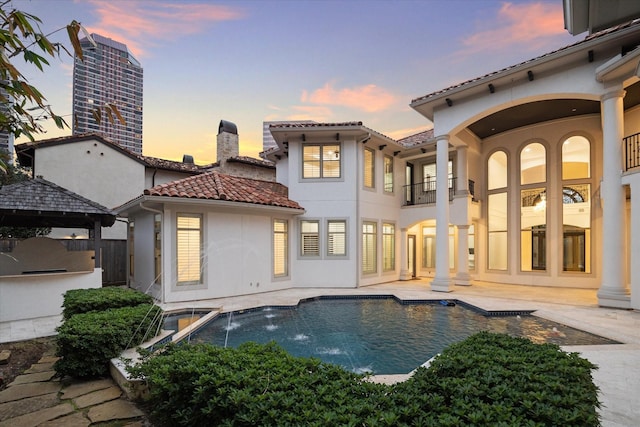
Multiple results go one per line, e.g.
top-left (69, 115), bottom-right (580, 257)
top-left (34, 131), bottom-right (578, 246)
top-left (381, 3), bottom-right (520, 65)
top-left (0, 178), bottom-right (116, 322)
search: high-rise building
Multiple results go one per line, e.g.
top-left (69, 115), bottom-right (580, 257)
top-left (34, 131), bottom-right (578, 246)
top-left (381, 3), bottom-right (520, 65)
top-left (0, 84), bottom-right (14, 163)
top-left (72, 34), bottom-right (143, 154)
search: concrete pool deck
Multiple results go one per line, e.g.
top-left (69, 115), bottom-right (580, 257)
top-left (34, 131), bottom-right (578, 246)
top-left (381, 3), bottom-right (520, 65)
top-left (2, 279), bottom-right (639, 426)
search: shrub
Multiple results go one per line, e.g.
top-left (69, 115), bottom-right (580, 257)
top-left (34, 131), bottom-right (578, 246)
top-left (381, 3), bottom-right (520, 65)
top-left (62, 287), bottom-right (153, 319)
top-left (393, 331), bottom-right (601, 426)
top-left (129, 341), bottom-right (388, 427)
top-left (55, 303), bottom-right (162, 378)
top-left (130, 332), bottom-right (601, 427)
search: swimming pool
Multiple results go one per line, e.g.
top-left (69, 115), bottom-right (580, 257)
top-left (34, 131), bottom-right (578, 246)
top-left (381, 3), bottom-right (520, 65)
top-left (188, 297), bottom-right (618, 375)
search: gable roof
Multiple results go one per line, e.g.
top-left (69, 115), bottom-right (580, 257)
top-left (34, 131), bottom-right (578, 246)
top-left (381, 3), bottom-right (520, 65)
top-left (0, 178), bottom-right (116, 228)
top-left (142, 171), bottom-right (303, 210)
top-left (15, 133), bottom-right (203, 174)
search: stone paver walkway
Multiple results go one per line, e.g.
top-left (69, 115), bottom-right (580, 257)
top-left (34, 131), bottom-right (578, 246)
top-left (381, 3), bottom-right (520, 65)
top-left (0, 350), bottom-right (146, 427)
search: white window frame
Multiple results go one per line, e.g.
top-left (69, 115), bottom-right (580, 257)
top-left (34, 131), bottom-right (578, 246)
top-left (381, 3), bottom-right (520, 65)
top-left (300, 219), bottom-right (320, 257)
top-left (327, 219), bottom-right (347, 257)
top-left (302, 143), bottom-right (341, 179)
top-left (273, 219), bottom-right (289, 278)
top-left (382, 222), bottom-right (395, 271)
top-left (364, 147), bottom-right (375, 189)
top-left (176, 213), bottom-right (203, 286)
top-left (384, 155), bottom-right (394, 193)
top-left (362, 221), bottom-right (377, 274)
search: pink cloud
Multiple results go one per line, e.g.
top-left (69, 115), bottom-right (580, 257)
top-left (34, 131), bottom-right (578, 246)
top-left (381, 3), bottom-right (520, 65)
top-left (84, 0), bottom-right (245, 57)
top-left (301, 82), bottom-right (399, 113)
top-left (461, 2), bottom-right (566, 53)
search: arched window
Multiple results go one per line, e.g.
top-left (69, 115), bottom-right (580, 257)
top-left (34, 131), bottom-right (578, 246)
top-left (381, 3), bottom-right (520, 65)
top-left (520, 143), bottom-right (546, 272)
top-left (488, 151), bottom-right (507, 190)
top-left (487, 151), bottom-right (508, 270)
top-left (520, 142), bottom-right (546, 185)
top-left (561, 136), bottom-right (591, 273)
top-left (562, 136), bottom-right (590, 180)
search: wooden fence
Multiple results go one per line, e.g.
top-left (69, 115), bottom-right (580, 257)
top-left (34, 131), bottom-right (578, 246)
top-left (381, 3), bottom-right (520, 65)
top-left (1, 238), bottom-right (126, 285)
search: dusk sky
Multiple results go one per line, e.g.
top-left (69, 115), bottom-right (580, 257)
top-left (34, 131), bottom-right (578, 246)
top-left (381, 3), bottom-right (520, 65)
top-left (12, 0), bottom-right (581, 164)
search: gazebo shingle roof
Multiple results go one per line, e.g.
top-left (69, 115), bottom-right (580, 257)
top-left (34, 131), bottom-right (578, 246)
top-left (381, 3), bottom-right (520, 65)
top-left (0, 178), bottom-right (116, 227)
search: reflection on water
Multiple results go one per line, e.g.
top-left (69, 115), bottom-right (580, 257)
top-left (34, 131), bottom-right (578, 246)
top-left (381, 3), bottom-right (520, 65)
top-left (188, 299), bottom-right (619, 375)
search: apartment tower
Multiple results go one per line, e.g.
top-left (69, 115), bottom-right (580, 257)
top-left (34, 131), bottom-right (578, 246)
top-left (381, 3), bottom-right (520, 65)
top-left (72, 34), bottom-right (143, 154)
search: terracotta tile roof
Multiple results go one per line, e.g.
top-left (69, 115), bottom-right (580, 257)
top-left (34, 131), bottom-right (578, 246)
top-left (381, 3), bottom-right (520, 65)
top-left (268, 121), bottom-right (397, 144)
top-left (139, 155), bottom-right (203, 173)
top-left (0, 178), bottom-right (116, 227)
top-left (411, 18), bottom-right (640, 104)
top-left (226, 155), bottom-right (275, 169)
top-left (15, 133), bottom-right (204, 174)
top-left (269, 121), bottom-right (363, 129)
top-left (397, 129), bottom-right (435, 147)
top-left (144, 171), bottom-right (303, 210)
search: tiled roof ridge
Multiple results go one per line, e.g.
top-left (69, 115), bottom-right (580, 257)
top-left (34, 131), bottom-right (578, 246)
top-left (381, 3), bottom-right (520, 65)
top-left (226, 155), bottom-right (275, 168)
top-left (268, 121), bottom-right (397, 144)
top-left (411, 18), bottom-right (640, 104)
top-left (16, 133), bottom-right (204, 173)
top-left (397, 129), bottom-right (435, 147)
top-left (269, 121), bottom-right (363, 129)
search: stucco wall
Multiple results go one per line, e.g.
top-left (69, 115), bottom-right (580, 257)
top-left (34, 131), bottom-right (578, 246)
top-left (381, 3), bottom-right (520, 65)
top-left (34, 139), bottom-right (145, 240)
top-left (0, 269), bottom-right (102, 322)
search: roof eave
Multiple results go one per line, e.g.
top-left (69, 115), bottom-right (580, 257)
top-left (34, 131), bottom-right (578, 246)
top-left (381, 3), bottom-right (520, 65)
top-left (410, 22), bottom-right (640, 119)
top-left (117, 195), bottom-right (305, 216)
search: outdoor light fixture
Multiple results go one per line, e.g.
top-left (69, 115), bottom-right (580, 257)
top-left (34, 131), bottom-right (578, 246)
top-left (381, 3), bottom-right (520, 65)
top-left (528, 70), bottom-right (534, 81)
top-left (445, 98), bottom-right (453, 107)
top-left (488, 83), bottom-right (495, 93)
top-left (588, 50), bottom-right (594, 62)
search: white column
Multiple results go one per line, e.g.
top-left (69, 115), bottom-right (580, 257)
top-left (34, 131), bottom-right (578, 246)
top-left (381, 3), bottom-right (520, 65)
top-left (431, 135), bottom-right (452, 292)
top-left (598, 89), bottom-right (630, 308)
top-left (399, 228), bottom-right (412, 280)
top-left (456, 145), bottom-right (469, 196)
top-left (455, 225), bottom-right (471, 286)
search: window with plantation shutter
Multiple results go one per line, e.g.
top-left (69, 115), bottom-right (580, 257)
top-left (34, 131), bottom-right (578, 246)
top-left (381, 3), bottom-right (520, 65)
top-left (384, 155), bottom-right (393, 193)
top-left (327, 220), bottom-right (346, 256)
top-left (382, 223), bottom-right (395, 271)
top-left (154, 214), bottom-right (161, 284)
top-left (300, 220), bottom-right (319, 256)
top-left (273, 219), bottom-right (288, 277)
top-left (362, 221), bottom-right (377, 274)
top-left (364, 147), bottom-right (375, 188)
top-left (177, 214), bottom-right (202, 285)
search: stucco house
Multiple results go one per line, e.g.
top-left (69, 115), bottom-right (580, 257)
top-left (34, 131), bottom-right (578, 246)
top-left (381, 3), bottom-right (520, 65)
top-left (116, 170), bottom-right (303, 303)
top-left (107, 4), bottom-right (640, 310)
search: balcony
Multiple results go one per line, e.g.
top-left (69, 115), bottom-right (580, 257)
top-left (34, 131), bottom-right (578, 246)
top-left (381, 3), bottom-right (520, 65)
top-left (625, 133), bottom-right (640, 172)
top-left (403, 178), bottom-right (476, 206)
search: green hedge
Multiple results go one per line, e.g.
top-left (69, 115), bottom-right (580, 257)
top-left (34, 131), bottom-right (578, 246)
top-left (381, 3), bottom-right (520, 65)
top-left (392, 332), bottom-right (601, 426)
top-left (129, 332), bottom-right (601, 427)
top-left (55, 303), bottom-right (162, 378)
top-left (62, 287), bottom-right (153, 319)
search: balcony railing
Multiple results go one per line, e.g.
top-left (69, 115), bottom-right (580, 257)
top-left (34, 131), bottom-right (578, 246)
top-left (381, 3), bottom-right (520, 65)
top-left (625, 133), bottom-right (640, 171)
top-left (402, 178), bottom-right (476, 206)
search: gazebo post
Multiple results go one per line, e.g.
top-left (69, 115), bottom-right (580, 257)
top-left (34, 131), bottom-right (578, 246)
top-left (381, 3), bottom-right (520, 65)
top-left (94, 220), bottom-right (102, 269)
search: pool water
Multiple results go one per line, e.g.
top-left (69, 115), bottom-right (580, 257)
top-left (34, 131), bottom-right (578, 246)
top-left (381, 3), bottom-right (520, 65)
top-left (189, 298), bottom-right (618, 375)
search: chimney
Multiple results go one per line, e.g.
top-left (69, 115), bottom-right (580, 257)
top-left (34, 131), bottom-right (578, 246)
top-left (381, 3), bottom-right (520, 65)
top-left (217, 120), bottom-right (239, 165)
